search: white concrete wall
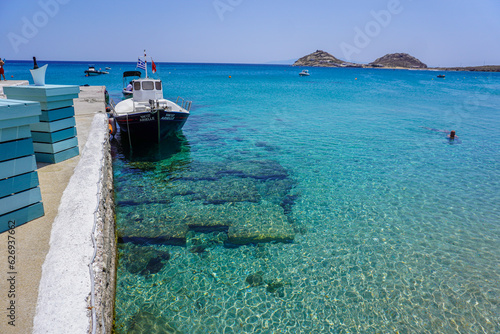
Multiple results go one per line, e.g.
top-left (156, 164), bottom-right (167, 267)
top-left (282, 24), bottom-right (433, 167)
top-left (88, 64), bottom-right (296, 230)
top-left (33, 113), bottom-right (113, 334)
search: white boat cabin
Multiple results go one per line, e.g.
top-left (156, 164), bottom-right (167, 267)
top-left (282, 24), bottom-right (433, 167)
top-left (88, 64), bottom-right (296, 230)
top-left (132, 78), bottom-right (163, 102)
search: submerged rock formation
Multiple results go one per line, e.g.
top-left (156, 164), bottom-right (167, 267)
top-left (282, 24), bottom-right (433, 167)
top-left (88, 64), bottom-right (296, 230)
top-left (292, 50), bottom-right (344, 67)
top-left (369, 53), bottom-right (427, 68)
top-left (116, 159), bottom-right (300, 246)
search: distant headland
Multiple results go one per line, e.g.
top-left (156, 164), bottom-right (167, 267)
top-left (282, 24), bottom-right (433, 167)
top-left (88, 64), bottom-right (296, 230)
top-left (292, 50), bottom-right (500, 72)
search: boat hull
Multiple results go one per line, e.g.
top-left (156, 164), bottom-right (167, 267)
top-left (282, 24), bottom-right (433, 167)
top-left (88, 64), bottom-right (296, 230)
top-left (85, 71), bottom-right (108, 76)
top-left (115, 109), bottom-right (189, 142)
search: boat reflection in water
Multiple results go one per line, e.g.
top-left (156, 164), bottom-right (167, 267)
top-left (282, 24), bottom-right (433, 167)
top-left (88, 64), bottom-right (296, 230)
top-left (111, 130), bottom-right (191, 165)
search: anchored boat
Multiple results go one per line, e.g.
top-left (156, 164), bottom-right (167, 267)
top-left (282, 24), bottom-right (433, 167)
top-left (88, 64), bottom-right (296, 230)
top-left (110, 52), bottom-right (191, 143)
top-left (84, 65), bottom-right (108, 76)
top-left (122, 70), bottom-right (142, 97)
top-left (299, 69), bottom-right (310, 76)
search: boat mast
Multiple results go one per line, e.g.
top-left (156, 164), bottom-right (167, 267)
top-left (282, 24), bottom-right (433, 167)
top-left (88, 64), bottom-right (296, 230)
top-left (144, 49), bottom-right (148, 78)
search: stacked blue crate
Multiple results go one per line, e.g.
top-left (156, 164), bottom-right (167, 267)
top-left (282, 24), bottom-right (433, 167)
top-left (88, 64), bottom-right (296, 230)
top-left (0, 99), bottom-right (44, 232)
top-left (4, 85), bottom-right (80, 164)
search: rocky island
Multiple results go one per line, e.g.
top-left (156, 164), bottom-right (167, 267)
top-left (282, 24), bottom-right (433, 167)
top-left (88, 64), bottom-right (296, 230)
top-left (293, 50), bottom-right (347, 67)
top-left (292, 50), bottom-right (500, 72)
top-left (369, 53), bottom-right (427, 68)
top-left (292, 50), bottom-right (426, 68)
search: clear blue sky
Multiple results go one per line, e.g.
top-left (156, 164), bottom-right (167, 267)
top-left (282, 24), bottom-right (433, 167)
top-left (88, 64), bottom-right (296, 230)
top-left (1, 0), bottom-right (499, 67)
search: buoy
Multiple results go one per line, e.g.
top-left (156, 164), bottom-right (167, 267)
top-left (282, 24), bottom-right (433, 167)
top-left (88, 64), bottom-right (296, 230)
top-left (11, 75), bottom-right (13, 78)
top-left (229, 75), bottom-right (232, 78)
top-left (108, 117), bottom-right (117, 136)
top-left (355, 78), bottom-right (357, 80)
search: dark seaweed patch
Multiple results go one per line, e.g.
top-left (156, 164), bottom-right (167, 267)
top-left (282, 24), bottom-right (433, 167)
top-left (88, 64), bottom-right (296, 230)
top-left (281, 194), bottom-right (299, 215)
top-left (246, 271), bottom-right (265, 287)
top-left (122, 247), bottom-right (171, 276)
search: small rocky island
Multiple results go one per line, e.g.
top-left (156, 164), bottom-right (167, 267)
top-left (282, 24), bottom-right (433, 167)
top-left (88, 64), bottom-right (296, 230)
top-left (292, 50), bottom-right (425, 69)
top-left (292, 50), bottom-right (345, 67)
top-left (292, 50), bottom-right (500, 71)
top-left (369, 53), bottom-right (427, 68)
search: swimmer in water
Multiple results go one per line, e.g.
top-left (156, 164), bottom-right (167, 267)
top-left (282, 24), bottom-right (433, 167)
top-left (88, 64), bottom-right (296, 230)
top-left (422, 127), bottom-right (461, 143)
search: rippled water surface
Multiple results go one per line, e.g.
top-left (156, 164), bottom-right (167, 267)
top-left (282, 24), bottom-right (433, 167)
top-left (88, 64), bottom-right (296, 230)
top-left (11, 61), bottom-right (498, 333)
top-left (109, 64), bottom-right (500, 333)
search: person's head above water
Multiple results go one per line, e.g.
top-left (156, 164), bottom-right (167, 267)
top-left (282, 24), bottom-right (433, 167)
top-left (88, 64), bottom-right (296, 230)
top-left (449, 130), bottom-right (456, 139)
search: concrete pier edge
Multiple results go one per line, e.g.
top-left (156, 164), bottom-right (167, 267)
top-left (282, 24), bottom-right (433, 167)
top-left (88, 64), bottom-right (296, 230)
top-left (33, 112), bottom-right (115, 334)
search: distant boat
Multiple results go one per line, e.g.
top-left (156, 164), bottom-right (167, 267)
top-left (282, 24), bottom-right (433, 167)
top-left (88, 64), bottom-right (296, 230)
top-left (299, 70), bottom-right (310, 76)
top-left (85, 65), bottom-right (108, 76)
top-left (105, 67), bottom-right (111, 70)
top-left (437, 74), bottom-right (445, 78)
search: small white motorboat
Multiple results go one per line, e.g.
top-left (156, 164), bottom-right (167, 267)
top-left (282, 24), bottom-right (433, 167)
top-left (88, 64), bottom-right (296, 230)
top-left (84, 65), bottom-right (108, 76)
top-left (299, 69), bottom-right (310, 76)
top-left (122, 70), bottom-right (142, 96)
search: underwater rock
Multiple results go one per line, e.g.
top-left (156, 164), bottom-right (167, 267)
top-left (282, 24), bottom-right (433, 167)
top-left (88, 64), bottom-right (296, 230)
top-left (189, 245), bottom-right (208, 254)
top-left (166, 161), bottom-right (219, 182)
top-left (179, 202), bottom-right (235, 230)
top-left (169, 159), bottom-right (289, 182)
top-left (187, 231), bottom-right (228, 249)
top-left (227, 202), bottom-right (295, 245)
top-left (118, 207), bottom-right (189, 245)
top-left (145, 256), bottom-right (166, 275)
top-left (246, 271), bottom-right (265, 287)
top-left (115, 182), bottom-right (172, 207)
top-left (116, 158), bottom-right (299, 248)
top-left (172, 178), bottom-right (260, 204)
top-left (266, 278), bottom-right (290, 297)
top-left (128, 310), bottom-right (181, 334)
top-left (199, 178), bottom-right (261, 204)
top-left (280, 193), bottom-right (299, 215)
top-left (121, 245), bottom-right (171, 276)
top-left (257, 178), bottom-right (296, 205)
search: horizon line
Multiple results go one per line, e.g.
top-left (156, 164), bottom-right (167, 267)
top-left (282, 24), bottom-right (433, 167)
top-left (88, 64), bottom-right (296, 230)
top-left (4, 59), bottom-right (500, 69)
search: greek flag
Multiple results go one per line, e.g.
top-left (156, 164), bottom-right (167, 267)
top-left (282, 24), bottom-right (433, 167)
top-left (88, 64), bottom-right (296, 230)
top-left (137, 58), bottom-right (146, 70)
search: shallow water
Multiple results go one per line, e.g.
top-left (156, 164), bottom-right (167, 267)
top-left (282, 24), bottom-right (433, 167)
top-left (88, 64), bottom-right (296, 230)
top-left (110, 64), bottom-right (500, 333)
top-left (9, 61), bottom-right (500, 333)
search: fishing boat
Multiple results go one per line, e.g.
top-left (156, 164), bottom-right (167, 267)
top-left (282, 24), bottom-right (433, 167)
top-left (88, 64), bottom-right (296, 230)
top-left (122, 70), bottom-right (142, 96)
top-left (299, 69), bottom-right (310, 76)
top-left (437, 74), bottom-right (445, 78)
top-left (110, 51), bottom-right (191, 143)
top-left (84, 65), bottom-right (108, 76)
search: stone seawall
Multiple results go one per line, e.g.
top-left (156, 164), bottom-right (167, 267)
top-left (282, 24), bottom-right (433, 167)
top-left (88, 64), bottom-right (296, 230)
top-left (90, 127), bottom-right (115, 334)
top-left (33, 113), bottom-right (116, 334)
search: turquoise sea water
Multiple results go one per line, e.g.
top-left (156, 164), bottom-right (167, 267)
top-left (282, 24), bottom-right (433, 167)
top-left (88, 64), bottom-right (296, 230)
top-left (8, 61), bottom-right (500, 333)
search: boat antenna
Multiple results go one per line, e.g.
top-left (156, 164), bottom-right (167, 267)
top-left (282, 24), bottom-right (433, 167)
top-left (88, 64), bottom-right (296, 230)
top-left (144, 49), bottom-right (148, 78)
